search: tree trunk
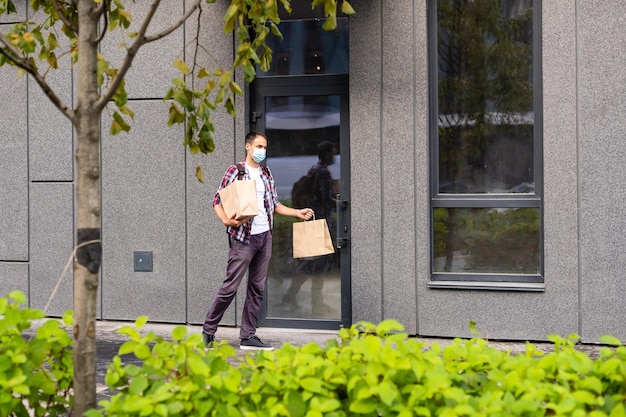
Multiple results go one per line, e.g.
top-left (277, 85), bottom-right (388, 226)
top-left (73, 1), bottom-right (102, 415)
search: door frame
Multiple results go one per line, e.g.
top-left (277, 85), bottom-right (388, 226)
top-left (251, 74), bottom-right (352, 330)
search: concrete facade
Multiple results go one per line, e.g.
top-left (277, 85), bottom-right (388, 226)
top-left (1, 0), bottom-right (625, 342)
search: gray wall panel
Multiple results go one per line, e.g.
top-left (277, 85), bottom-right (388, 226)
top-left (185, 0), bottom-right (238, 327)
top-left (101, 101), bottom-right (186, 322)
top-left (29, 183), bottom-right (74, 316)
top-left (0, 71), bottom-right (28, 261)
top-left (29, 58), bottom-right (73, 181)
top-left (541, 0), bottom-right (580, 336)
top-left (349, 0), bottom-right (384, 324)
top-left (417, 0), bottom-right (579, 341)
top-left (100, 0), bottom-right (183, 99)
top-left (380, 0), bottom-right (417, 331)
top-left (578, 0), bottom-right (626, 341)
top-left (0, 263), bottom-right (28, 299)
top-left (413, 0), bottom-right (430, 337)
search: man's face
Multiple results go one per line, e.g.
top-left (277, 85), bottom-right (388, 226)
top-left (246, 135), bottom-right (267, 158)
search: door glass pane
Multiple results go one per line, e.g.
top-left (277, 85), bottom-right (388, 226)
top-left (437, 0), bottom-right (534, 194)
top-left (433, 207), bottom-right (540, 274)
top-left (265, 95), bottom-right (342, 320)
top-left (257, 18), bottom-right (349, 76)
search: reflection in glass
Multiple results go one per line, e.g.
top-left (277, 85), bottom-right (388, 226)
top-left (437, 0), bottom-right (535, 194)
top-left (258, 18), bottom-right (349, 76)
top-left (433, 207), bottom-right (540, 274)
top-left (264, 95), bottom-right (341, 321)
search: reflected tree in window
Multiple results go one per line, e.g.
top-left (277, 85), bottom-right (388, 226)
top-left (438, 0), bottom-right (534, 194)
top-left (433, 0), bottom-right (541, 278)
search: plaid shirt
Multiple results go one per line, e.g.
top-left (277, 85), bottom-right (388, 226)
top-left (213, 161), bottom-right (280, 244)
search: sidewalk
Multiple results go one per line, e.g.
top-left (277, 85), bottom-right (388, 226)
top-left (93, 319), bottom-right (605, 357)
top-left (94, 320), bottom-right (340, 347)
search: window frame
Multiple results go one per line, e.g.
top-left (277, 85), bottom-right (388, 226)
top-left (427, 0), bottom-right (544, 290)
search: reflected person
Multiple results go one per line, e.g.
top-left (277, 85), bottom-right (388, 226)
top-left (283, 141), bottom-right (337, 314)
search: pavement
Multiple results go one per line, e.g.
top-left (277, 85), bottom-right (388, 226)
top-left (26, 319), bottom-right (609, 405)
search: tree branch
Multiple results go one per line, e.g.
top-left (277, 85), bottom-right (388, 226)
top-left (0, 39), bottom-right (74, 122)
top-left (95, 0), bottom-right (109, 44)
top-left (94, 0), bottom-right (106, 18)
top-left (96, 0), bottom-right (201, 110)
top-left (51, 0), bottom-right (79, 34)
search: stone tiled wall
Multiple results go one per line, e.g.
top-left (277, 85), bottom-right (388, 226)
top-left (97, 1), bottom-right (237, 324)
top-left (577, 0), bottom-right (626, 342)
top-left (2, 0), bottom-right (625, 342)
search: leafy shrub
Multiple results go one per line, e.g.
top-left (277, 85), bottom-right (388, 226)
top-left (89, 319), bottom-right (626, 417)
top-left (2, 294), bottom-right (624, 417)
top-left (0, 291), bottom-right (74, 416)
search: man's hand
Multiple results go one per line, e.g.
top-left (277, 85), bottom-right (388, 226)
top-left (214, 204), bottom-right (247, 227)
top-left (273, 204), bottom-right (314, 220)
top-left (296, 208), bottom-right (315, 220)
top-left (223, 212), bottom-right (246, 228)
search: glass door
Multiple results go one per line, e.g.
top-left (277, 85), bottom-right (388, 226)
top-left (252, 76), bottom-right (351, 330)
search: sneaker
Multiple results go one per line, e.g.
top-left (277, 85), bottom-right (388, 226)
top-left (203, 332), bottom-right (215, 348)
top-left (240, 335), bottom-right (274, 351)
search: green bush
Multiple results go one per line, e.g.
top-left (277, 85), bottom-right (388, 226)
top-left (89, 319), bottom-right (626, 417)
top-left (0, 291), bottom-right (74, 416)
top-left (2, 293), bottom-right (625, 417)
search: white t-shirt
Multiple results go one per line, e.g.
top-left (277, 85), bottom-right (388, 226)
top-left (247, 166), bottom-right (270, 235)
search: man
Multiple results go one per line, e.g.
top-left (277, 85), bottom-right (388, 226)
top-left (203, 132), bottom-right (314, 350)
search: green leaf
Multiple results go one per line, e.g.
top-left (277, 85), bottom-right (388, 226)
top-left (135, 315), bottom-right (148, 329)
top-left (128, 375), bottom-right (149, 395)
top-left (198, 68), bottom-right (210, 78)
top-left (119, 105), bottom-right (135, 119)
top-left (599, 335), bottom-right (622, 347)
top-left (118, 340), bottom-right (139, 356)
top-left (171, 326), bottom-right (187, 341)
top-left (187, 354), bottom-right (209, 374)
top-left (376, 319), bottom-right (405, 336)
top-left (223, 4), bottom-right (239, 33)
top-left (341, 1), bottom-right (356, 15)
top-left (229, 81), bottom-right (243, 96)
top-left (378, 381), bottom-right (397, 406)
top-left (225, 96), bottom-right (236, 117)
top-left (610, 403), bottom-right (626, 417)
top-left (168, 103), bottom-right (185, 125)
top-left (322, 15), bottom-right (337, 31)
top-left (195, 165), bottom-right (204, 183)
top-left (573, 390), bottom-right (597, 405)
top-left (349, 398), bottom-right (378, 414)
top-left (109, 114), bottom-right (127, 136)
top-left (217, 70), bottom-right (232, 87)
top-left (300, 377), bottom-right (323, 394)
top-left (173, 59), bottom-right (190, 75)
top-left (0, 1), bottom-right (17, 14)
top-left (8, 290), bottom-right (26, 304)
top-left (171, 77), bottom-right (186, 87)
top-left (109, 116), bottom-right (128, 135)
top-left (134, 344), bottom-right (151, 360)
top-left (469, 320), bottom-right (479, 335)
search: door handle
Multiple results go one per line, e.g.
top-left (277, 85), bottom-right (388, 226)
top-left (336, 195), bottom-right (349, 249)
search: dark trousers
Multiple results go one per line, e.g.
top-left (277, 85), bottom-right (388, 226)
top-left (203, 231), bottom-right (272, 339)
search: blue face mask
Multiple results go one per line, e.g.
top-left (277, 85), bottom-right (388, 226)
top-left (252, 148), bottom-right (266, 163)
top-left (329, 155), bottom-right (338, 166)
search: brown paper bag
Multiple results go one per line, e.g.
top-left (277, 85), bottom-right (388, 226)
top-left (293, 218), bottom-right (335, 258)
top-left (219, 180), bottom-right (258, 221)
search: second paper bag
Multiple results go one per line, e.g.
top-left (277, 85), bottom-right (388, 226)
top-left (219, 179), bottom-right (258, 221)
top-left (292, 218), bottom-right (335, 258)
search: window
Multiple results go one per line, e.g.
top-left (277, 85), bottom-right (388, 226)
top-left (429, 0), bottom-right (542, 287)
top-left (256, 18), bottom-right (349, 77)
